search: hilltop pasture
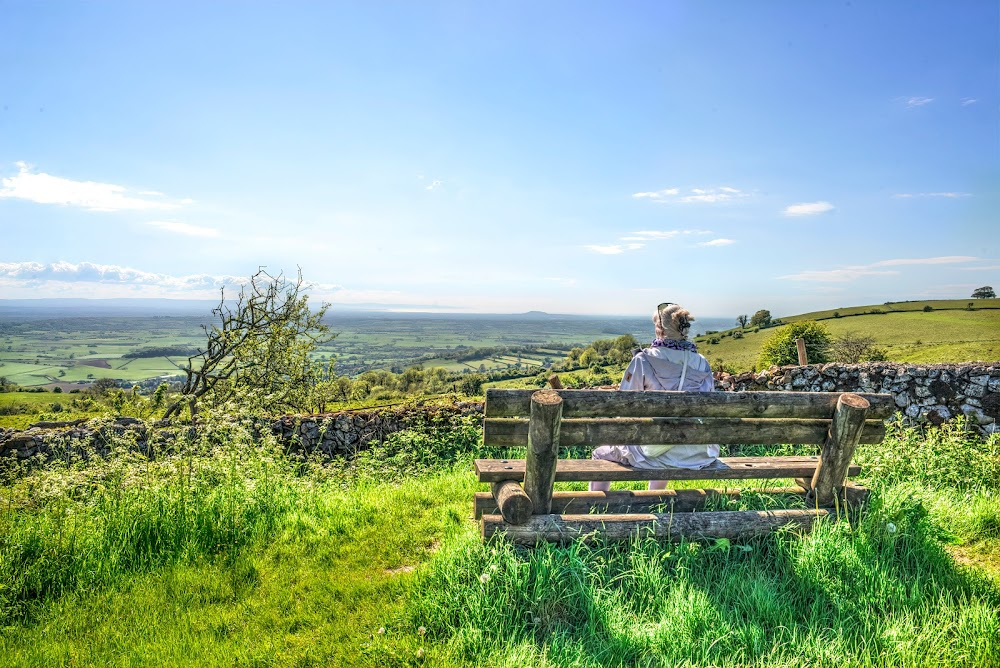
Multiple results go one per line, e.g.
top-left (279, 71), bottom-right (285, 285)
top-left (697, 300), bottom-right (1000, 372)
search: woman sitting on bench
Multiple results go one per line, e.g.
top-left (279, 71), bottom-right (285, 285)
top-left (590, 302), bottom-right (719, 492)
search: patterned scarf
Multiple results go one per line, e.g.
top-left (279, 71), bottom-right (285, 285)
top-left (650, 338), bottom-right (698, 352)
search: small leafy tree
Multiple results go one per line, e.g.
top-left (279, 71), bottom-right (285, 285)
top-left (736, 314), bottom-right (749, 329)
top-left (758, 321), bottom-right (832, 367)
top-left (749, 309), bottom-right (772, 328)
top-left (161, 268), bottom-right (333, 421)
top-left (972, 286), bottom-right (995, 299)
top-left (831, 331), bottom-right (888, 363)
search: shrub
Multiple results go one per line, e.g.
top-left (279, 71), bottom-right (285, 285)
top-left (923, 305), bottom-right (933, 312)
top-left (758, 321), bottom-right (832, 367)
top-left (732, 331), bottom-right (743, 339)
top-left (831, 331), bottom-right (889, 363)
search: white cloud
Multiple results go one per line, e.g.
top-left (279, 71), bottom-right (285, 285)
top-left (632, 186), bottom-right (749, 204)
top-left (873, 256), bottom-right (978, 267)
top-left (778, 256), bottom-right (980, 282)
top-left (893, 192), bottom-right (971, 199)
top-left (698, 238), bottom-right (735, 247)
top-left (783, 201), bottom-right (835, 217)
top-left (425, 180), bottom-right (443, 191)
top-left (584, 229), bottom-right (714, 255)
top-left (0, 261), bottom-right (242, 292)
top-left (585, 244), bottom-right (643, 254)
top-left (905, 96), bottom-right (934, 107)
top-left (0, 162), bottom-right (188, 212)
top-left (778, 267), bottom-right (899, 282)
top-left (146, 220), bottom-right (221, 238)
top-left (632, 188), bottom-right (679, 199)
top-left (630, 230), bottom-right (681, 240)
top-left (961, 97), bottom-right (978, 106)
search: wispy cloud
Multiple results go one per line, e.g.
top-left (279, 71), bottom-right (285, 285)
top-left (874, 256), bottom-right (978, 267)
top-left (893, 192), bottom-right (971, 199)
top-left (425, 180), bottom-right (443, 191)
top-left (779, 267), bottom-right (899, 282)
top-left (0, 261), bottom-right (241, 290)
top-left (544, 276), bottom-right (578, 287)
top-left (0, 162), bottom-right (189, 212)
top-left (585, 243), bottom-right (644, 255)
top-left (583, 229), bottom-right (712, 255)
top-left (146, 221), bottom-right (221, 238)
top-left (904, 96), bottom-right (934, 107)
top-left (961, 97), bottom-right (978, 106)
top-left (779, 256), bottom-right (981, 282)
top-left (632, 186), bottom-right (749, 204)
top-left (697, 238), bottom-right (735, 247)
top-left (783, 201), bottom-right (835, 217)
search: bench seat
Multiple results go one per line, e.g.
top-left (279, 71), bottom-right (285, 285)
top-left (475, 456), bottom-right (860, 482)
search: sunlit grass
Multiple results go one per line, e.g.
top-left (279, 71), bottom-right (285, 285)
top-left (0, 415), bottom-right (998, 666)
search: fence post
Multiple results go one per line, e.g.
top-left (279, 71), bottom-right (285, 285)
top-left (523, 389), bottom-right (563, 514)
top-left (796, 337), bottom-right (808, 365)
top-left (810, 393), bottom-right (870, 506)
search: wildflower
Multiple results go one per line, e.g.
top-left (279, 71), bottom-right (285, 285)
top-left (377, 627), bottom-right (386, 635)
top-left (479, 572), bottom-right (491, 584)
top-left (416, 648), bottom-right (425, 659)
top-left (489, 563), bottom-right (498, 572)
top-left (418, 626), bottom-right (426, 636)
top-left (886, 522), bottom-right (897, 534)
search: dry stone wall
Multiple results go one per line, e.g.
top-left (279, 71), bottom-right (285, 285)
top-left (2, 363), bottom-right (997, 467)
top-left (716, 362), bottom-right (999, 432)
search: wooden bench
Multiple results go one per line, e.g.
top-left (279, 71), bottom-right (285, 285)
top-left (474, 388), bottom-right (893, 545)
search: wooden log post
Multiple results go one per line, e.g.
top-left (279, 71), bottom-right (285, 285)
top-left (483, 508), bottom-right (835, 545)
top-left (523, 389), bottom-right (563, 514)
top-left (490, 481), bottom-right (533, 525)
top-left (796, 337), bottom-right (808, 365)
top-left (810, 393), bottom-right (870, 506)
top-left (547, 374), bottom-right (563, 389)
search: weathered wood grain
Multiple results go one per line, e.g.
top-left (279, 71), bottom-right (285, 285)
top-left (484, 389), bottom-right (895, 419)
top-left (489, 481), bottom-right (533, 525)
top-left (523, 390), bottom-right (562, 515)
top-left (474, 486), bottom-right (809, 518)
top-left (484, 417), bottom-right (886, 447)
top-left (475, 456), bottom-right (860, 483)
top-left (481, 508), bottom-right (836, 544)
top-left (811, 393), bottom-right (869, 506)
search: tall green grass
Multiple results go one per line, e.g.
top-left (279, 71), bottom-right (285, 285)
top-left (1, 412), bottom-right (998, 666)
top-left (407, 421), bottom-right (1000, 667)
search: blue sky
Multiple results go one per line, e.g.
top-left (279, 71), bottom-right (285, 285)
top-left (1, 1), bottom-right (996, 316)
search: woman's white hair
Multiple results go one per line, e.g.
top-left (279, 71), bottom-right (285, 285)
top-left (653, 304), bottom-right (695, 340)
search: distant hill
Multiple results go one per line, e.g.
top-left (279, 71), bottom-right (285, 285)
top-left (693, 298), bottom-right (1000, 372)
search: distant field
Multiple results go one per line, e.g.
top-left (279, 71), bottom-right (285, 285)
top-left (696, 300), bottom-right (1000, 371)
top-left (0, 311), bottom-right (731, 387)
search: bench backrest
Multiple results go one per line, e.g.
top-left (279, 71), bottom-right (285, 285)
top-left (484, 389), bottom-right (893, 447)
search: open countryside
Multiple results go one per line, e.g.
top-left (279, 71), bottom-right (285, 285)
top-left (2, 299), bottom-right (997, 395)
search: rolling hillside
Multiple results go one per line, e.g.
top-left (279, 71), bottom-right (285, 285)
top-left (694, 298), bottom-right (1000, 372)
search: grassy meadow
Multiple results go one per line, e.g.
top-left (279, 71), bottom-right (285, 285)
top-left (1, 410), bottom-right (999, 667)
top-left (696, 300), bottom-right (1000, 372)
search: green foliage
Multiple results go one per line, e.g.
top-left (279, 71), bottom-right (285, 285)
top-left (856, 418), bottom-right (1000, 493)
top-left (923, 305), bottom-right (934, 312)
top-left (758, 321), bottom-right (832, 367)
top-left (830, 331), bottom-right (888, 363)
top-left (163, 269), bottom-right (333, 420)
top-left (749, 309), bottom-right (772, 328)
top-left (2, 409), bottom-right (1000, 665)
top-left (972, 285), bottom-right (995, 299)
